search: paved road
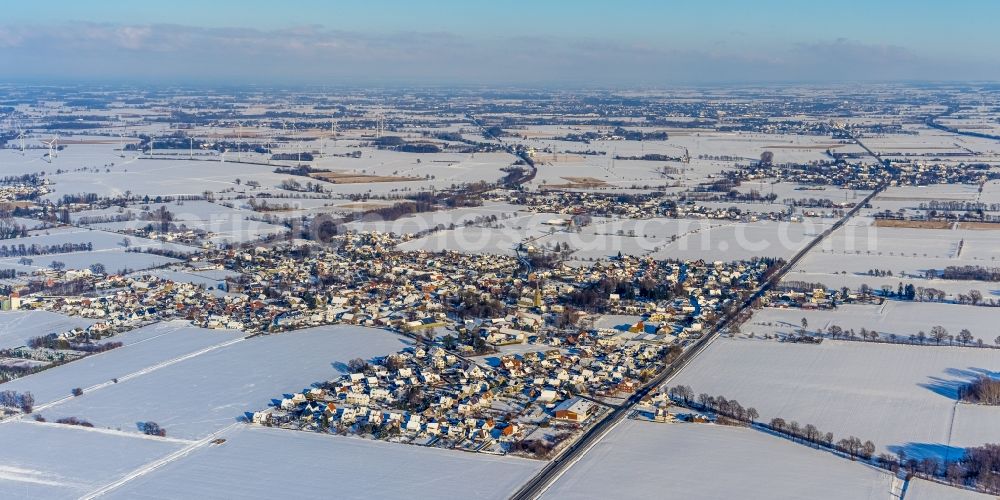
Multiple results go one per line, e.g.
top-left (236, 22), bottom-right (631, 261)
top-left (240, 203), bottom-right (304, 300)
top-left (509, 183), bottom-right (886, 500)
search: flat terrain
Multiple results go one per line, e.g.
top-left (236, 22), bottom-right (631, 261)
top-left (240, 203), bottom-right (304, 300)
top-left (101, 425), bottom-right (541, 500)
top-left (906, 478), bottom-right (994, 500)
top-left (27, 324), bottom-right (410, 439)
top-left (541, 420), bottom-right (893, 500)
top-left (1, 321), bottom-right (244, 405)
top-left (671, 337), bottom-right (1000, 458)
top-left (0, 310), bottom-right (95, 350)
top-left (0, 420), bottom-right (185, 500)
top-left (746, 302), bottom-right (999, 344)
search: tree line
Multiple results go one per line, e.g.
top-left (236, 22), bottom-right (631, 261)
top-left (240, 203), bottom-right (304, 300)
top-left (0, 241), bottom-right (93, 257)
top-left (670, 384), bottom-right (1000, 493)
top-left (669, 384), bottom-right (876, 460)
top-left (796, 322), bottom-right (996, 348)
top-left (0, 217), bottom-right (29, 240)
top-left (937, 265), bottom-right (1000, 282)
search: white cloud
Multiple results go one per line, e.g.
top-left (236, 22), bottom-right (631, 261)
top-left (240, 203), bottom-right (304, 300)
top-left (0, 22), bottom-right (993, 84)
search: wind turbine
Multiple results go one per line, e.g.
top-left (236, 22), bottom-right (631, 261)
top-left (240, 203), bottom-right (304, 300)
top-left (285, 121), bottom-right (302, 166)
top-left (235, 122), bottom-right (243, 163)
top-left (118, 117), bottom-right (127, 158)
top-left (10, 116), bottom-right (26, 156)
top-left (263, 123), bottom-right (273, 165)
top-left (375, 108), bottom-right (386, 139)
top-left (16, 127), bottom-right (25, 156)
top-left (43, 135), bottom-right (58, 163)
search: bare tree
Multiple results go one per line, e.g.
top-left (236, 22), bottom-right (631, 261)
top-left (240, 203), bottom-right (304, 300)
top-left (958, 329), bottom-right (974, 345)
top-left (930, 325), bottom-right (948, 345)
top-left (347, 358), bottom-right (369, 373)
top-left (804, 424), bottom-right (820, 444)
top-left (770, 417), bottom-right (786, 432)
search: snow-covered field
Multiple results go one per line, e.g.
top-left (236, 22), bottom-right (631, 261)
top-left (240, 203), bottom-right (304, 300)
top-left (0, 420), bottom-right (185, 500)
top-left (0, 310), bottom-right (95, 350)
top-left (542, 420), bottom-right (893, 500)
top-left (512, 130), bottom-right (864, 192)
top-left (101, 425), bottom-right (541, 500)
top-left (745, 302), bottom-right (1000, 344)
top-left (789, 215), bottom-right (1000, 291)
top-left (398, 216), bottom-right (823, 262)
top-left (75, 200), bottom-right (287, 244)
top-left (540, 217), bottom-right (729, 261)
top-left (43, 154), bottom-right (291, 200)
top-left (5, 226), bottom-right (194, 254)
top-left (737, 180), bottom-right (869, 204)
top-left (34, 144), bottom-right (507, 200)
top-left (395, 212), bottom-right (572, 255)
top-left (906, 478), bottom-right (994, 500)
top-left (0, 226), bottom-right (196, 273)
top-left (671, 337), bottom-right (1000, 458)
top-left (0, 250), bottom-right (180, 275)
top-left (782, 270), bottom-right (1000, 303)
top-left (0, 321), bottom-right (244, 405)
top-left (29, 324), bottom-right (410, 439)
top-left (866, 184), bottom-right (983, 215)
top-left (137, 267), bottom-right (239, 293)
top-left (650, 219), bottom-right (826, 261)
top-left (346, 202), bottom-right (522, 235)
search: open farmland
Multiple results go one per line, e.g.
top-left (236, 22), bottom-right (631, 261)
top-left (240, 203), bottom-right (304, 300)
top-left (745, 302), bottom-right (1000, 344)
top-left (27, 324), bottom-right (410, 439)
top-left (0, 226), bottom-right (196, 273)
top-left (650, 219), bottom-right (826, 261)
top-left (671, 337), bottom-right (1000, 458)
top-left (345, 202), bottom-right (522, 235)
top-left (906, 478), bottom-right (995, 500)
top-left (74, 200), bottom-right (287, 244)
top-left (0, 310), bottom-right (95, 350)
top-left (0, 321), bottom-right (244, 406)
top-left (541, 420), bottom-right (894, 500)
top-left (0, 420), bottom-right (186, 499)
top-left (99, 425), bottom-right (541, 500)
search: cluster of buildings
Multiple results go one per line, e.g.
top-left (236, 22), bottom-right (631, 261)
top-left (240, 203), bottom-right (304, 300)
top-left (238, 241), bottom-right (775, 457)
top-left (7, 216), bottom-right (775, 457)
top-left (726, 159), bottom-right (999, 192)
top-left (485, 189), bottom-right (792, 223)
top-left (0, 179), bottom-right (48, 206)
top-left (20, 271), bottom-right (226, 340)
top-left (255, 345), bottom-right (541, 455)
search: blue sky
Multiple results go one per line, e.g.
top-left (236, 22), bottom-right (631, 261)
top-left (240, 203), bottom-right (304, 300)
top-left (1, 0), bottom-right (998, 84)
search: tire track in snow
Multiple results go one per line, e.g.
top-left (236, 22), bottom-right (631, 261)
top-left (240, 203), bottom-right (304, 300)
top-left (81, 422), bottom-right (241, 499)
